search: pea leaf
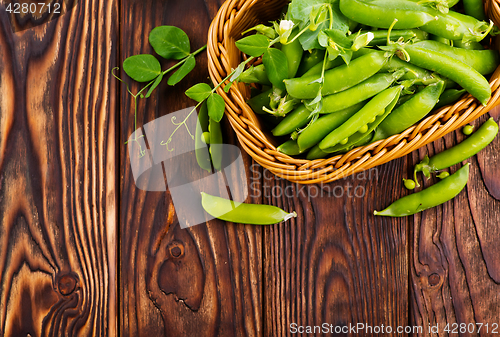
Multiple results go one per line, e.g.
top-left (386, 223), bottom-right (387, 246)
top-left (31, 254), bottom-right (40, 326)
top-left (186, 83), bottom-right (212, 102)
top-left (123, 54), bottom-right (161, 82)
top-left (145, 73), bottom-right (163, 98)
top-left (235, 34), bottom-right (269, 57)
top-left (167, 54), bottom-right (196, 86)
top-left (207, 93), bottom-right (225, 122)
top-left (149, 26), bottom-right (190, 60)
top-left (262, 48), bottom-right (288, 90)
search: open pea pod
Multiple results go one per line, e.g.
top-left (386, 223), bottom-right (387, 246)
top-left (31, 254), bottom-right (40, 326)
top-left (319, 86), bottom-right (402, 150)
top-left (372, 80), bottom-right (444, 142)
top-left (322, 86), bottom-right (402, 154)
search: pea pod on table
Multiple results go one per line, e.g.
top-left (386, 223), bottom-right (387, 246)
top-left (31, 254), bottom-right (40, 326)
top-left (414, 117), bottom-right (499, 179)
top-left (209, 117), bottom-right (223, 171)
top-left (201, 192), bottom-right (297, 225)
top-left (284, 51), bottom-right (388, 99)
top-left (374, 163), bottom-right (470, 217)
top-left (195, 101), bottom-right (212, 172)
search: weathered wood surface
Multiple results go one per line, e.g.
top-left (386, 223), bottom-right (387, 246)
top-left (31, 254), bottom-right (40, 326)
top-left (1, 0), bottom-right (499, 335)
top-left (0, 0), bottom-right (117, 336)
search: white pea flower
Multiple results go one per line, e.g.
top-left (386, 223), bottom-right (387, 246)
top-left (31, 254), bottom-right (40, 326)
top-left (279, 20), bottom-right (295, 44)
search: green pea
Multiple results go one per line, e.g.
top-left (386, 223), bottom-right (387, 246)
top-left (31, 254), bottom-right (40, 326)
top-left (358, 124), bottom-right (369, 134)
top-left (340, 138), bottom-right (349, 145)
top-left (463, 125), bottom-right (474, 135)
top-left (437, 172), bottom-right (450, 179)
top-left (403, 179), bottom-right (416, 190)
top-left (201, 132), bottom-right (211, 144)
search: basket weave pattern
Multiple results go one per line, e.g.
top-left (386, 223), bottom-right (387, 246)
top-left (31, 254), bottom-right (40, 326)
top-left (208, 0), bottom-right (500, 184)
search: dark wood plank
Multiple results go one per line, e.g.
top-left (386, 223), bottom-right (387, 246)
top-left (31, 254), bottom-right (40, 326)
top-left (0, 0), bottom-right (118, 336)
top-left (119, 0), bottom-right (264, 336)
top-left (410, 110), bottom-right (500, 336)
top-left (262, 160), bottom-right (410, 336)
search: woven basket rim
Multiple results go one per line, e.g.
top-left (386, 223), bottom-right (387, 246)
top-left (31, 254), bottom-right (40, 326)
top-left (207, 0), bottom-right (500, 184)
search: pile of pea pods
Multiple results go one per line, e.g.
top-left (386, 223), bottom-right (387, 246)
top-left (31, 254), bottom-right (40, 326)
top-left (242, 0), bottom-right (500, 160)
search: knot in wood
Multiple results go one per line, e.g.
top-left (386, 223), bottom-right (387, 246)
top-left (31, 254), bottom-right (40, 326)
top-left (428, 273), bottom-right (441, 287)
top-left (58, 274), bottom-right (78, 296)
top-left (168, 241), bottom-right (184, 258)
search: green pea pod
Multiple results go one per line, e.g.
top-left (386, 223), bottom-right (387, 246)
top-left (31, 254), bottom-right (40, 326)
top-left (296, 49), bottom-right (325, 77)
top-left (415, 117), bottom-right (498, 179)
top-left (319, 86), bottom-right (402, 150)
top-left (375, 164), bottom-right (469, 217)
top-left (323, 87), bottom-right (403, 153)
top-left (282, 28), bottom-right (303, 78)
top-left (420, 9), bottom-right (492, 42)
top-left (452, 40), bottom-right (484, 50)
top-left (349, 29), bottom-right (428, 46)
top-left (277, 139), bottom-right (304, 156)
top-left (463, 0), bottom-right (487, 21)
top-left (320, 71), bottom-right (405, 114)
top-left (300, 56), bottom-right (348, 78)
top-left (434, 88), bottom-right (466, 110)
top-left (358, 48), bottom-right (435, 81)
top-left (323, 131), bottom-right (375, 154)
top-left (271, 104), bottom-right (311, 137)
top-left (247, 89), bottom-right (272, 115)
top-left (306, 144), bottom-right (329, 160)
top-left (430, 34), bottom-right (451, 45)
top-left (339, 0), bottom-right (436, 29)
top-left (413, 40), bottom-right (500, 75)
top-left (201, 192), bottom-right (297, 225)
top-left (284, 52), bottom-right (388, 100)
top-left (404, 44), bottom-right (491, 105)
top-left (297, 102), bottom-right (366, 152)
top-left (372, 80), bottom-right (444, 141)
top-left (209, 117), bottom-right (223, 171)
top-left (238, 64), bottom-right (272, 85)
top-left (195, 102), bottom-right (212, 172)
top-left (306, 132), bottom-right (373, 159)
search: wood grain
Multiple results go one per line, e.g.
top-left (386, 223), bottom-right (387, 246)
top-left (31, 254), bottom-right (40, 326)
top-left (0, 0), bottom-right (117, 336)
top-left (410, 111), bottom-right (500, 336)
top-left (120, 0), bottom-right (263, 336)
top-left (262, 160), bottom-right (410, 336)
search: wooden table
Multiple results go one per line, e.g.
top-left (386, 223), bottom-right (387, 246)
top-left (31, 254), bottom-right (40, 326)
top-left (1, 0), bottom-right (500, 336)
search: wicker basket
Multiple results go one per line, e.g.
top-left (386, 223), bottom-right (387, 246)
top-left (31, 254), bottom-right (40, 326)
top-left (207, 0), bottom-right (500, 184)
